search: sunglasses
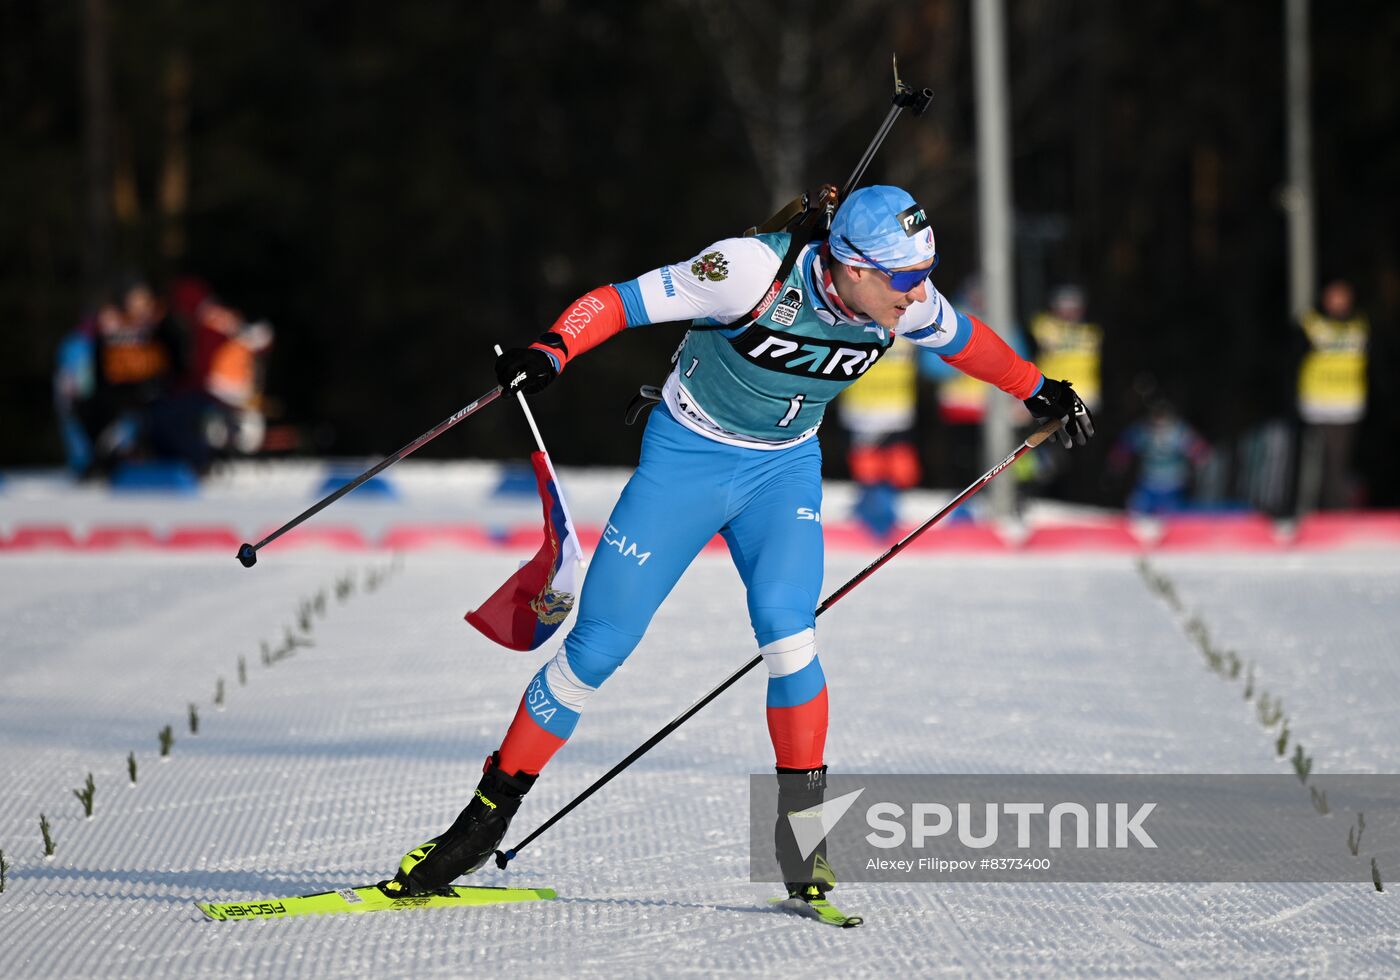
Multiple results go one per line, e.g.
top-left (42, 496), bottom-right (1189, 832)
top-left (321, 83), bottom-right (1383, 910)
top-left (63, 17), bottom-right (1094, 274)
top-left (840, 236), bottom-right (939, 292)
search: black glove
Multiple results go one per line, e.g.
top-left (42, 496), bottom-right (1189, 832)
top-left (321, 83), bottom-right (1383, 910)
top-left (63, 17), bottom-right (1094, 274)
top-left (1023, 378), bottom-right (1095, 448)
top-left (495, 334), bottom-right (565, 394)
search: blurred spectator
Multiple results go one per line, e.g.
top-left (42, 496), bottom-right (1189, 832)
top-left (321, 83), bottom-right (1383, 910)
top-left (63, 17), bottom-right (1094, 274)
top-left (54, 274), bottom-right (275, 478)
top-left (1295, 278), bottom-right (1368, 511)
top-left (919, 275), bottom-right (1032, 488)
top-left (1025, 284), bottom-right (1102, 498)
top-left (170, 276), bottom-right (275, 457)
top-left (836, 342), bottom-right (920, 537)
top-left (73, 277), bottom-right (185, 471)
top-left (53, 304), bottom-right (104, 475)
top-left (1030, 284), bottom-right (1102, 413)
top-left (1108, 401), bottom-right (1211, 514)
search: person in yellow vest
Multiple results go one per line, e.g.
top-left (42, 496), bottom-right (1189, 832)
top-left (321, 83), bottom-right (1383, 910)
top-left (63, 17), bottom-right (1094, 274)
top-left (1030, 284), bottom-right (1101, 413)
top-left (836, 341), bottom-right (921, 536)
top-left (1296, 278), bottom-right (1368, 511)
top-left (1025, 284), bottom-right (1102, 497)
top-left (920, 276), bottom-right (1033, 488)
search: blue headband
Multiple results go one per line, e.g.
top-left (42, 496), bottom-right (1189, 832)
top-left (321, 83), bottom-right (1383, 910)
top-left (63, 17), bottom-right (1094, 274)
top-left (828, 185), bottom-right (937, 269)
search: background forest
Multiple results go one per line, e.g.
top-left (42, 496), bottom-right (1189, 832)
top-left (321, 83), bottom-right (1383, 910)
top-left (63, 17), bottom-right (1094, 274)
top-left (3, 1), bottom-right (1396, 506)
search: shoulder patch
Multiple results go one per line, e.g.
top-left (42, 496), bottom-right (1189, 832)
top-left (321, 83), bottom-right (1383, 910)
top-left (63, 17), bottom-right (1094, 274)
top-left (691, 251), bottom-right (730, 282)
top-left (770, 286), bottom-right (803, 326)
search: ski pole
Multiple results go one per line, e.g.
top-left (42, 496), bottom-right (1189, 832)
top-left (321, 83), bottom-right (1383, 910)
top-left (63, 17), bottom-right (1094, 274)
top-left (495, 418), bottom-right (1063, 869)
top-left (235, 385), bottom-right (505, 567)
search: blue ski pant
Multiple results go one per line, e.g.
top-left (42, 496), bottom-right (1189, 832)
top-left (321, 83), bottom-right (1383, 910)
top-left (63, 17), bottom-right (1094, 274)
top-left (497, 404), bottom-right (829, 773)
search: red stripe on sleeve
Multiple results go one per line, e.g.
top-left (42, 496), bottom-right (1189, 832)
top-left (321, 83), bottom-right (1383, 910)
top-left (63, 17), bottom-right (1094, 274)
top-left (942, 314), bottom-right (1043, 400)
top-left (539, 285), bottom-right (629, 371)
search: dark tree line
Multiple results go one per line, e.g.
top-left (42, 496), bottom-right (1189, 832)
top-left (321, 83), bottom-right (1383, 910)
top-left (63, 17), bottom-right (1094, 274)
top-left (3, 1), bottom-right (1397, 502)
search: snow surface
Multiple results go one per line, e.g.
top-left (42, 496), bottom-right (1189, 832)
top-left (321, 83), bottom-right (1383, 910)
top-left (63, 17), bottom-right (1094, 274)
top-left (2, 472), bottom-right (1399, 977)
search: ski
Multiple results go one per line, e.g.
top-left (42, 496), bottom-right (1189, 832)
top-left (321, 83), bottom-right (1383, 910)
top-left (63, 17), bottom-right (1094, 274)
top-left (197, 882), bottom-right (556, 921)
top-left (769, 895), bottom-right (864, 928)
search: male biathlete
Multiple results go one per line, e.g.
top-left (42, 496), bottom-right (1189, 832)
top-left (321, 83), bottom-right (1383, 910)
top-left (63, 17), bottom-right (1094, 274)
top-left (386, 185), bottom-right (1094, 904)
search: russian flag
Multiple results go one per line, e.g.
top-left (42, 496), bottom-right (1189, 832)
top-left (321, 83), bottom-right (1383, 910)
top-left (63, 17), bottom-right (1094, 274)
top-left (466, 451), bottom-right (584, 651)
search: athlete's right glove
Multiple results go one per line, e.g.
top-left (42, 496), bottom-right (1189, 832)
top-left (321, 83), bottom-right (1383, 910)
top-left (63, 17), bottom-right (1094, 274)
top-left (1023, 377), bottom-right (1095, 448)
top-left (495, 333), bottom-right (566, 394)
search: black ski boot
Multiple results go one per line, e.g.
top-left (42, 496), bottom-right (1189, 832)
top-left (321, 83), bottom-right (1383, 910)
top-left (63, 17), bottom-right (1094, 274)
top-left (384, 753), bottom-right (537, 897)
top-left (774, 764), bottom-right (837, 899)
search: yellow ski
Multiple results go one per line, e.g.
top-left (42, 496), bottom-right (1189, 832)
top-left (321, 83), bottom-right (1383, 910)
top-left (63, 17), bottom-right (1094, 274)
top-left (769, 895), bottom-right (864, 928)
top-left (197, 882), bottom-right (556, 921)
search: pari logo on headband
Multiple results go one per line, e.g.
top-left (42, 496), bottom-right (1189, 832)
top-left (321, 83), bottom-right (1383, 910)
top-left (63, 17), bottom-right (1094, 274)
top-left (898, 204), bottom-right (930, 237)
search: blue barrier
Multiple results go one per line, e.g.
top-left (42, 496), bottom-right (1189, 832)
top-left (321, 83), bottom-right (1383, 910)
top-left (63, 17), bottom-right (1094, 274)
top-left (110, 461), bottom-right (201, 494)
top-left (492, 463), bottom-right (538, 498)
top-left (315, 470), bottom-right (400, 500)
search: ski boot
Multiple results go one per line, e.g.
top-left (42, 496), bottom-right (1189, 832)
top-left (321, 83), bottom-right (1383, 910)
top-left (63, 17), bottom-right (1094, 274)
top-left (774, 764), bottom-right (837, 899)
top-left (771, 765), bottom-right (862, 926)
top-left (384, 753), bottom-right (537, 897)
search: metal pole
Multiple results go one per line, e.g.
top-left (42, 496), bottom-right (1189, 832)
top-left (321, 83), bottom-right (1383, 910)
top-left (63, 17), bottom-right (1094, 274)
top-left (972, 0), bottom-right (1017, 521)
top-left (1284, 0), bottom-right (1316, 321)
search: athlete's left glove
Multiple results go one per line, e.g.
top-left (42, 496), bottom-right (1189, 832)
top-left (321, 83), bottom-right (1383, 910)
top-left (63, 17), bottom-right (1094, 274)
top-left (495, 333), bottom-right (567, 394)
top-left (1023, 378), bottom-right (1095, 448)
